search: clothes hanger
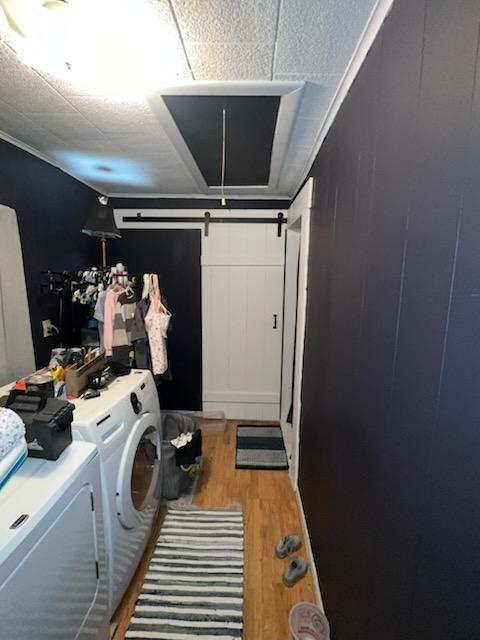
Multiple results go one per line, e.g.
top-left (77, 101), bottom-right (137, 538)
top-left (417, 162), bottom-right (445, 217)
top-left (142, 273), bottom-right (151, 299)
top-left (151, 273), bottom-right (169, 315)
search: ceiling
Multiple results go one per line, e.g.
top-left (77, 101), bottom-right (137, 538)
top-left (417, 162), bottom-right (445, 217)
top-left (0, 0), bottom-right (381, 199)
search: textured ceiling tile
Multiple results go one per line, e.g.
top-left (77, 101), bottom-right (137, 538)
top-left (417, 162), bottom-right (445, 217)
top-left (5, 127), bottom-right (64, 154)
top-left (24, 110), bottom-right (103, 140)
top-left (0, 0), bottom-right (380, 197)
top-left (274, 0), bottom-right (376, 75)
top-left (37, 69), bottom-right (110, 99)
top-left (172, 0), bottom-right (278, 44)
top-left (66, 96), bottom-right (159, 132)
top-left (46, 138), bottom-right (121, 156)
top-left (0, 99), bottom-right (64, 148)
top-left (0, 42), bottom-right (72, 113)
top-left (107, 131), bottom-right (173, 152)
top-left (186, 42), bottom-right (273, 80)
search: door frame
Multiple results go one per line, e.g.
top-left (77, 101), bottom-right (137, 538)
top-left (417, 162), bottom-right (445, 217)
top-left (114, 208), bottom-right (287, 418)
top-left (281, 180), bottom-right (313, 488)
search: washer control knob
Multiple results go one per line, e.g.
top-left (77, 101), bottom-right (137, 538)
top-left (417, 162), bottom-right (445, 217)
top-left (130, 392), bottom-right (142, 415)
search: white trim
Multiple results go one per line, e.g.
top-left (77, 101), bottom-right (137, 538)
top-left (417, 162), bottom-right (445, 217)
top-left (292, 0), bottom-right (394, 198)
top-left (120, 209), bottom-right (286, 218)
top-left (108, 192), bottom-right (292, 199)
top-left (269, 87), bottom-right (304, 192)
top-left (203, 391), bottom-right (279, 404)
top-left (291, 185), bottom-right (312, 489)
top-left (117, 220), bottom-right (205, 230)
top-left (114, 208), bottom-right (288, 230)
top-left (207, 184), bottom-right (270, 190)
top-left (157, 81), bottom-right (304, 96)
top-left (296, 487), bottom-right (325, 612)
top-left (148, 95), bottom-right (209, 192)
top-left (147, 82), bottom-right (305, 199)
top-left (281, 179), bottom-right (312, 488)
top-left (202, 255), bottom-right (284, 267)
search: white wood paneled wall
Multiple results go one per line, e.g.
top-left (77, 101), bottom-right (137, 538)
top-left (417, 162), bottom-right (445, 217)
top-left (0, 206), bottom-right (35, 385)
top-left (202, 220), bottom-right (285, 420)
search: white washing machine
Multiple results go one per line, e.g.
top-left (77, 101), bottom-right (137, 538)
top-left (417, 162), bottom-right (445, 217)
top-left (72, 369), bottom-right (162, 615)
top-left (0, 441), bottom-right (109, 640)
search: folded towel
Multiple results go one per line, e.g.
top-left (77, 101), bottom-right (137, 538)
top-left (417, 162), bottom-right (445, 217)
top-left (0, 438), bottom-right (28, 489)
top-left (0, 407), bottom-right (26, 460)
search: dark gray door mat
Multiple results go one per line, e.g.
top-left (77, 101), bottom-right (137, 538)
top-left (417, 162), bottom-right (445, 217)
top-left (235, 425), bottom-right (289, 470)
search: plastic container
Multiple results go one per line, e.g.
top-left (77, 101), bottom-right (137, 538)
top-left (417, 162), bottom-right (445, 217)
top-left (289, 603), bottom-right (330, 640)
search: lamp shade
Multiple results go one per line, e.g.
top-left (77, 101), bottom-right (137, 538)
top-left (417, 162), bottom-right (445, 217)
top-left (82, 202), bottom-right (121, 239)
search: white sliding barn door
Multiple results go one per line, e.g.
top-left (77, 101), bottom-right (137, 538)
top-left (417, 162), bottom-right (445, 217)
top-left (202, 221), bottom-right (285, 420)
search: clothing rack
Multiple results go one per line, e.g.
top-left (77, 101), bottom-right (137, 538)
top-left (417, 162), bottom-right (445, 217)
top-left (40, 269), bottom-right (144, 290)
top-left (40, 270), bottom-right (144, 278)
top-left (39, 269), bottom-right (162, 356)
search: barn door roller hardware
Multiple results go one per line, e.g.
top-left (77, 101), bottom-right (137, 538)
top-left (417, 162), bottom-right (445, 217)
top-left (123, 212), bottom-right (286, 237)
top-left (202, 211), bottom-right (285, 237)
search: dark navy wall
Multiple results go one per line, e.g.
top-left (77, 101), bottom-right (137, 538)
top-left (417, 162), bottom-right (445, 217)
top-left (300, 1), bottom-right (480, 638)
top-left (0, 139), bottom-right (97, 368)
top-left (112, 229), bottom-right (202, 411)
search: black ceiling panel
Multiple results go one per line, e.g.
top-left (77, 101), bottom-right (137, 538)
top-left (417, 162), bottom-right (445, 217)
top-left (162, 95), bottom-right (280, 186)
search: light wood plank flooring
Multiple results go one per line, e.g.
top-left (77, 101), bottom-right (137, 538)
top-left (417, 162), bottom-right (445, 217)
top-left (112, 421), bottom-right (317, 639)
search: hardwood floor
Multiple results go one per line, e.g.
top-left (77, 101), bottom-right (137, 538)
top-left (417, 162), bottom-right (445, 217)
top-left (112, 421), bottom-right (317, 639)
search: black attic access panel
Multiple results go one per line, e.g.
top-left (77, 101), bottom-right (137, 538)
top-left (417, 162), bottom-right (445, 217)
top-left (163, 95), bottom-right (280, 186)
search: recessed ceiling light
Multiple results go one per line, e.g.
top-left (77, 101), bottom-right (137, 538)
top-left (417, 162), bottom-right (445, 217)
top-left (0, 0), bottom-right (187, 99)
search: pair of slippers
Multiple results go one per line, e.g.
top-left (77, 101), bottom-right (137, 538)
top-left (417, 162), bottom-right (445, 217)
top-left (275, 535), bottom-right (309, 587)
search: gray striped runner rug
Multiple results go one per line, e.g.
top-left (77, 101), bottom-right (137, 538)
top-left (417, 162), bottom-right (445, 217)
top-left (126, 506), bottom-right (244, 640)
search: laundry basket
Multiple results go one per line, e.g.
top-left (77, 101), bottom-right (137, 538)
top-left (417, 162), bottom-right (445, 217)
top-left (289, 603), bottom-right (330, 640)
top-left (159, 411), bottom-right (202, 500)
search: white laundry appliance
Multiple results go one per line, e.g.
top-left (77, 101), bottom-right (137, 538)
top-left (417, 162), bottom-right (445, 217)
top-left (72, 369), bottom-right (162, 615)
top-left (0, 440), bottom-right (109, 640)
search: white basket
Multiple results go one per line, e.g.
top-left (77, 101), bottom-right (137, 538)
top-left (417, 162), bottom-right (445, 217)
top-left (289, 603), bottom-right (330, 640)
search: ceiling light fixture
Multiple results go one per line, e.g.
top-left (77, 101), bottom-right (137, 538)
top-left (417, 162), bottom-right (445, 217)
top-left (0, 0), bottom-right (186, 99)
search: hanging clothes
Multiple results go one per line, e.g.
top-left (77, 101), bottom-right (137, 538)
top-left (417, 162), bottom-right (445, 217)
top-left (94, 288), bottom-right (106, 350)
top-left (144, 274), bottom-right (171, 375)
top-left (118, 288), bottom-right (138, 344)
top-left (103, 285), bottom-right (130, 365)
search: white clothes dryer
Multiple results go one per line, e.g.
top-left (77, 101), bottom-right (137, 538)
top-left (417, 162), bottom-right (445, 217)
top-left (0, 441), bottom-right (109, 640)
top-left (72, 369), bottom-right (162, 615)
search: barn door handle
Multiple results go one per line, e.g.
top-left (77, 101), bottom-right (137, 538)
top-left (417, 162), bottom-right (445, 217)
top-left (273, 314), bottom-right (278, 329)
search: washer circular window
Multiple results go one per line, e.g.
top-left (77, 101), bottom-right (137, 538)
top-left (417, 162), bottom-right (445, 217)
top-left (116, 414), bottom-right (160, 529)
top-left (131, 426), bottom-right (157, 510)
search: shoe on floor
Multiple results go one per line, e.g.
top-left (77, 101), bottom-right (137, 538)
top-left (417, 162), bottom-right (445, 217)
top-left (283, 556), bottom-right (308, 587)
top-left (275, 535), bottom-right (302, 559)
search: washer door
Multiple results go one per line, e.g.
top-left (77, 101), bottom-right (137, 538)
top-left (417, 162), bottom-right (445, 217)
top-left (116, 412), bottom-right (160, 529)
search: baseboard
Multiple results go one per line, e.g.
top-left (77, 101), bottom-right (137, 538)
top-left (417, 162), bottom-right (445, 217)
top-left (295, 487), bottom-right (325, 613)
